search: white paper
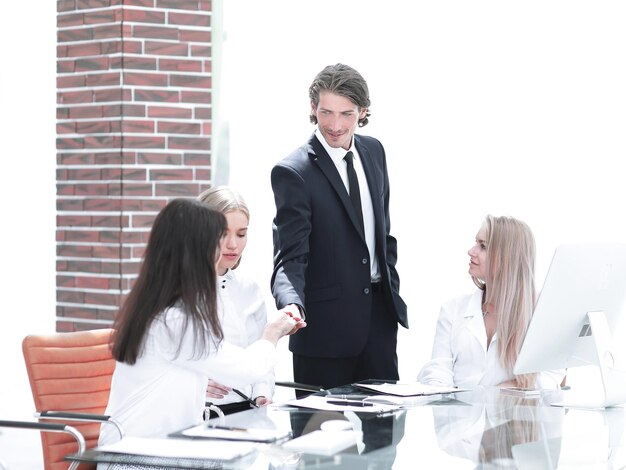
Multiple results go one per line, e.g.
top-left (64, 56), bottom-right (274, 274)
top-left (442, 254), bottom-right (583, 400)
top-left (286, 395), bottom-right (398, 413)
top-left (281, 430), bottom-right (361, 455)
top-left (354, 382), bottom-right (467, 397)
top-left (96, 436), bottom-right (255, 460)
top-left (181, 424), bottom-right (291, 442)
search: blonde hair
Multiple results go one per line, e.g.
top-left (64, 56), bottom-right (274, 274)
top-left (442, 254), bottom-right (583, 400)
top-left (472, 215), bottom-right (537, 388)
top-left (197, 186), bottom-right (250, 270)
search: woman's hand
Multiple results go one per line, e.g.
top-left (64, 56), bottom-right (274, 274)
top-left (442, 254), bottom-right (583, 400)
top-left (255, 396), bottom-right (272, 407)
top-left (206, 379), bottom-right (231, 399)
top-left (262, 312), bottom-right (306, 345)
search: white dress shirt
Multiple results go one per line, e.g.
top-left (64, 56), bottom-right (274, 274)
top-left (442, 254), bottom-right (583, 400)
top-left (99, 303), bottom-right (277, 446)
top-left (315, 128), bottom-right (380, 281)
top-left (212, 268), bottom-right (273, 405)
top-left (418, 289), bottom-right (564, 389)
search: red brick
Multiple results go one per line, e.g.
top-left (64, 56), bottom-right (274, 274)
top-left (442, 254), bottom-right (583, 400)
top-left (58, 0), bottom-right (76, 13)
top-left (74, 183), bottom-right (114, 196)
top-left (169, 136), bottom-right (209, 150)
top-left (101, 40), bottom-right (124, 54)
top-left (180, 30), bottom-right (211, 43)
top-left (94, 24), bottom-right (125, 40)
top-left (196, 168), bottom-right (210, 180)
top-left (58, 60), bottom-right (76, 73)
top-left (57, 122), bottom-right (76, 134)
top-left (183, 153), bottom-right (210, 165)
top-left (137, 152), bottom-right (181, 164)
top-left (135, 89), bottom-right (179, 102)
top-left (133, 25), bottom-right (179, 40)
top-left (194, 107), bottom-right (211, 119)
top-left (123, 57), bottom-right (158, 70)
top-left (158, 58), bottom-right (202, 72)
top-left (84, 135), bottom-right (123, 149)
top-left (149, 169), bottom-right (193, 181)
top-left (86, 72), bottom-right (121, 87)
top-left (148, 106), bottom-right (191, 118)
top-left (58, 90), bottom-right (94, 104)
top-left (58, 28), bottom-right (93, 42)
top-left (170, 74), bottom-right (211, 89)
top-left (124, 9), bottom-right (165, 23)
top-left (169, 12), bottom-right (210, 27)
top-left (132, 214), bottom-right (157, 229)
top-left (57, 230), bottom-right (101, 243)
top-left (119, 183), bottom-right (153, 196)
top-left (58, 12), bottom-right (84, 28)
top-left (58, 244), bottom-right (93, 257)
top-left (69, 105), bottom-right (103, 119)
top-left (157, 121), bottom-right (200, 134)
top-left (191, 45), bottom-right (211, 57)
top-left (181, 90), bottom-right (210, 103)
top-left (77, 121), bottom-right (112, 134)
top-left (76, 57), bottom-right (111, 72)
top-left (123, 136), bottom-right (165, 148)
top-left (123, 0), bottom-right (154, 6)
top-left (157, 0), bottom-right (202, 10)
top-left (57, 199), bottom-right (84, 211)
top-left (145, 41), bottom-right (188, 56)
top-left (84, 9), bottom-right (123, 25)
top-left (155, 183), bottom-right (201, 197)
top-left (94, 88), bottom-right (130, 102)
top-left (122, 120), bottom-right (155, 133)
top-left (57, 137), bottom-right (85, 150)
top-left (58, 75), bottom-right (86, 88)
top-left (124, 72), bottom-right (168, 87)
top-left (66, 42), bottom-right (102, 57)
top-left (75, 276), bottom-right (118, 289)
top-left (122, 40), bottom-right (143, 53)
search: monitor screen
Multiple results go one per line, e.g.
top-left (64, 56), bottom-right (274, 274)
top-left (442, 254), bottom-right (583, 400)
top-left (515, 243), bottom-right (626, 377)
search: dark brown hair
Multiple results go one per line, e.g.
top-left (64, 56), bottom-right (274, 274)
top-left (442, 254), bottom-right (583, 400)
top-left (112, 198), bottom-right (227, 364)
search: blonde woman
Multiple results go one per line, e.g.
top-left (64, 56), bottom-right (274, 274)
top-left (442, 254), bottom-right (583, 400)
top-left (198, 186), bottom-right (278, 414)
top-left (418, 215), bottom-right (564, 389)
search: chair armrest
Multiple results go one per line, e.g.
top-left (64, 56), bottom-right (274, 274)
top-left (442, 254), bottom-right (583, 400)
top-left (0, 419), bottom-right (85, 470)
top-left (36, 411), bottom-right (124, 440)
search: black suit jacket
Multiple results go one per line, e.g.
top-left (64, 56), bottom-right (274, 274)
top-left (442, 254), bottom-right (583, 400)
top-left (271, 133), bottom-right (408, 358)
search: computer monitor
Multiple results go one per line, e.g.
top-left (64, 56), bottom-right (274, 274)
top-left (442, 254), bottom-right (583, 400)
top-left (514, 243), bottom-right (626, 408)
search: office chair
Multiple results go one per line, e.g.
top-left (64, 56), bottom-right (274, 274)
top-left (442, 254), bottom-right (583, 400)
top-left (22, 328), bottom-right (121, 470)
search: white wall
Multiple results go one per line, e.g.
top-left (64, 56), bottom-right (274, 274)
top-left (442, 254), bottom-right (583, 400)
top-left (220, 1), bottom-right (626, 386)
top-left (0, 2), bottom-right (56, 465)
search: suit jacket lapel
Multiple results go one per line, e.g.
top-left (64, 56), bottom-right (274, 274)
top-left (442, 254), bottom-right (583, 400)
top-left (355, 136), bottom-right (383, 241)
top-left (309, 135), bottom-right (366, 241)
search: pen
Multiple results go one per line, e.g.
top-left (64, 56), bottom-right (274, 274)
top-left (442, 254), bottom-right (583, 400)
top-left (233, 388), bottom-right (259, 408)
top-left (208, 425), bottom-right (249, 432)
top-left (327, 400), bottom-right (374, 407)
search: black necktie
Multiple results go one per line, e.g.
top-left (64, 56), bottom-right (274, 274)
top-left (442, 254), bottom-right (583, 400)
top-left (344, 151), bottom-right (364, 233)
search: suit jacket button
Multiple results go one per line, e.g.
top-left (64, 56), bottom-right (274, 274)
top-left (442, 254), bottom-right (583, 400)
top-left (363, 288), bottom-right (370, 294)
top-left (361, 258), bottom-right (368, 264)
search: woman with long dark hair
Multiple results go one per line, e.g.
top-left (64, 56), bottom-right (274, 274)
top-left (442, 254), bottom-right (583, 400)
top-left (99, 198), bottom-right (304, 447)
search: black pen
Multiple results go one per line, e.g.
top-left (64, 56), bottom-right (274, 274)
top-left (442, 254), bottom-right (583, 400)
top-left (208, 425), bottom-right (249, 432)
top-left (233, 388), bottom-right (259, 408)
top-left (327, 400), bottom-right (374, 407)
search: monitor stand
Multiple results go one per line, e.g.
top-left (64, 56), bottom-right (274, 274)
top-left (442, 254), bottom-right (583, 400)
top-left (553, 311), bottom-right (626, 409)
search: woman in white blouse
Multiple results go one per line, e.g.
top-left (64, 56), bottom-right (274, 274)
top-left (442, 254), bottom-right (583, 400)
top-left (418, 215), bottom-right (564, 389)
top-left (99, 199), bottom-right (305, 448)
top-left (198, 186), bottom-right (280, 413)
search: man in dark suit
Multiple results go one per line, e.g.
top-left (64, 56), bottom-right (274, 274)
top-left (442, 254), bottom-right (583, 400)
top-left (271, 63), bottom-right (408, 392)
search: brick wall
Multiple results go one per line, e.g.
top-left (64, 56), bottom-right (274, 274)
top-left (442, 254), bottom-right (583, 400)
top-left (56, 0), bottom-right (213, 331)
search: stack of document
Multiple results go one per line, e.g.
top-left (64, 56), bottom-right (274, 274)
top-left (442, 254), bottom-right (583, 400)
top-left (179, 424), bottom-right (291, 443)
top-left (286, 395), bottom-right (400, 413)
top-left (354, 382), bottom-right (466, 396)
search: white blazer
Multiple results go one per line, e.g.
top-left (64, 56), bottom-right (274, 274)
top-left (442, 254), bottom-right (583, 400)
top-left (418, 290), bottom-right (564, 389)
